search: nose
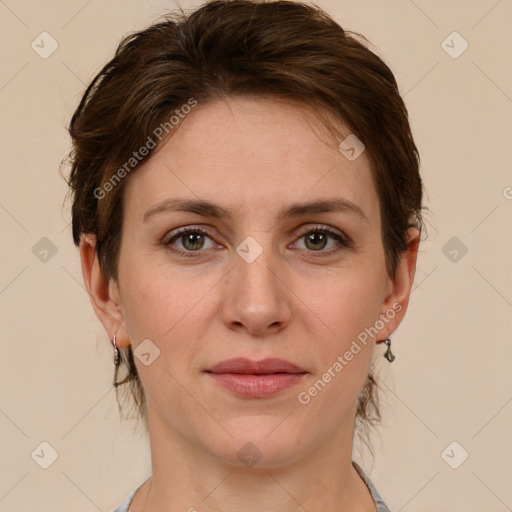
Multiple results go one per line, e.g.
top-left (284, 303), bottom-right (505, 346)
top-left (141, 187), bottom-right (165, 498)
top-left (220, 238), bottom-right (292, 337)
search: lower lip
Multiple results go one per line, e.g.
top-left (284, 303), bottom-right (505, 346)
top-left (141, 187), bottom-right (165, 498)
top-left (206, 373), bottom-right (306, 398)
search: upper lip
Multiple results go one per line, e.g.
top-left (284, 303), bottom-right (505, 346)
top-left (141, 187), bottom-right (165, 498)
top-left (205, 357), bottom-right (306, 375)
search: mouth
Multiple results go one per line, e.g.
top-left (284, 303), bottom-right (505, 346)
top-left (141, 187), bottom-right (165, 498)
top-left (205, 357), bottom-right (306, 375)
top-left (204, 357), bottom-right (307, 398)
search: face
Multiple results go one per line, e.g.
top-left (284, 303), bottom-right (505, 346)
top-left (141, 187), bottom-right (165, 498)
top-left (96, 97), bottom-right (414, 468)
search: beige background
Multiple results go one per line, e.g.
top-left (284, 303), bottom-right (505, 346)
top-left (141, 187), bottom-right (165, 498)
top-left (1, 0), bottom-right (511, 511)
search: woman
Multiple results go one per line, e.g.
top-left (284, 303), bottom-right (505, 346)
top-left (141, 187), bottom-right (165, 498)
top-left (65, 1), bottom-right (425, 510)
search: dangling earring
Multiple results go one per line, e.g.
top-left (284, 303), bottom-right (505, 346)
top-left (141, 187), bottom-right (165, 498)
top-left (112, 333), bottom-right (136, 386)
top-left (112, 333), bottom-right (122, 387)
top-left (384, 336), bottom-right (396, 362)
top-left (113, 333), bottom-right (121, 367)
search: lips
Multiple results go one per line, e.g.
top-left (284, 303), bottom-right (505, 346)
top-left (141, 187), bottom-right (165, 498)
top-left (204, 357), bottom-right (307, 398)
top-left (205, 357), bottom-right (306, 375)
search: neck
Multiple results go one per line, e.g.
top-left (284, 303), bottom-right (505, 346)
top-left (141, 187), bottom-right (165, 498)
top-left (130, 402), bottom-right (376, 512)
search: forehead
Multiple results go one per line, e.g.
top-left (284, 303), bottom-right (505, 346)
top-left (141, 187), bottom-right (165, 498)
top-left (123, 97), bottom-right (380, 228)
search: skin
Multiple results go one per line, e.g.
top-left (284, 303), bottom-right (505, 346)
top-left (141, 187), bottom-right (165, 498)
top-left (80, 97), bottom-right (419, 512)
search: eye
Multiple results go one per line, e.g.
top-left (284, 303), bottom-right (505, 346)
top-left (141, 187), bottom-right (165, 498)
top-left (163, 227), bottom-right (216, 257)
top-left (292, 225), bottom-right (350, 254)
top-left (163, 224), bottom-right (351, 259)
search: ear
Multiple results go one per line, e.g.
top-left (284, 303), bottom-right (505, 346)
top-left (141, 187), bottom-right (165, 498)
top-left (79, 234), bottom-right (130, 348)
top-left (376, 227), bottom-right (421, 342)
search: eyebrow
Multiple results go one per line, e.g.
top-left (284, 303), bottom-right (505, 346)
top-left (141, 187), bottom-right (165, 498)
top-left (143, 197), bottom-right (369, 225)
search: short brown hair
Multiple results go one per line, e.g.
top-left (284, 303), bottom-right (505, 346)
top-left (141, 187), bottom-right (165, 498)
top-left (64, 0), bottom-right (426, 451)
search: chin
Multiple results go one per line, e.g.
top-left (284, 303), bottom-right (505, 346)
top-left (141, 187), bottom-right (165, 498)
top-left (201, 419), bottom-right (308, 469)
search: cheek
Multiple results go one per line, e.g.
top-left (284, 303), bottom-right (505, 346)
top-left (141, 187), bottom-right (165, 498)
top-left (302, 265), bottom-right (384, 336)
top-left (116, 252), bottom-right (160, 345)
top-left (118, 254), bottom-right (216, 353)
top-left (295, 265), bottom-right (383, 399)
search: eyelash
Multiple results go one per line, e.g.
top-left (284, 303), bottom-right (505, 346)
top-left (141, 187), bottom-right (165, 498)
top-left (162, 225), bottom-right (351, 258)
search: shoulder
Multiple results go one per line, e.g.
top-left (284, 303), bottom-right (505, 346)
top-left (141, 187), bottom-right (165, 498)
top-left (111, 493), bottom-right (133, 512)
top-left (113, 468), bottom-right (391, 512)
top-left (352, 460), bottom-right (393, 512)
top-left (111, 479), bottom-right (149, 512)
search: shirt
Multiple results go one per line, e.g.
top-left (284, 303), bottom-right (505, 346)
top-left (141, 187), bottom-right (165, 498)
top-left (112, 460), bottom-right (391, 512)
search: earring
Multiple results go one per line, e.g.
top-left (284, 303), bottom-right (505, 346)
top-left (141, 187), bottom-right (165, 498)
top-left (384, 336), bottom-right (396, 362)
top-left (113, 333), bottom-right (121, 367)
top-left (112, 333), bottom-right (137, 387)
top-left (112, 333), bottom-right (123, 387)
